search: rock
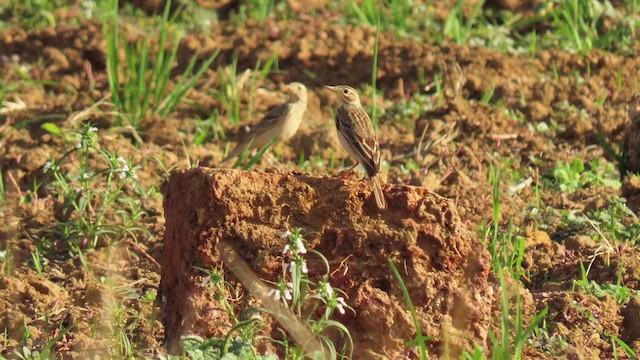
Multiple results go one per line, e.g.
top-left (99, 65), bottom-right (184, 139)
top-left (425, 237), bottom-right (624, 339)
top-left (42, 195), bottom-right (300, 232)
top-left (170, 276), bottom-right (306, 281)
top-left (159, 168), bottom-right (493, 357)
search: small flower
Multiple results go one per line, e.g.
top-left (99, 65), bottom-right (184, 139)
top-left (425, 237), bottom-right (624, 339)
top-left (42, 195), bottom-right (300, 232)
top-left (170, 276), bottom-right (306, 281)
top-left (284, 288), bottom-right (292, 300)
top-left (301, 260), bottom-right (308, 274)
top-left (294, 237), bottom-right (307, 254)
top-left (289, 261), bottom-right (295, 274)
top-left (282, 244), bottom-right (290, 255)
top-left (43, 160), bottom-right (53, 173)
top-left (336, 297), bottom-right (347, 315)
top-left (267, 288), bottom-right (281, 301)
top-left (89, 126), bottom-right (98, 133)
top-left (199, 276), bottom-right (211, 288)
top-left (281, 231), bottom-right (293, 239)
top-left (75, 141), bottom-right (83, 149)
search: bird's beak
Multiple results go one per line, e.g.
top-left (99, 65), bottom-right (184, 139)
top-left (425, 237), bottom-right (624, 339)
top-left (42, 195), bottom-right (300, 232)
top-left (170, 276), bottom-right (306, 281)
top-left (325, 85), bottom-right (338, 92)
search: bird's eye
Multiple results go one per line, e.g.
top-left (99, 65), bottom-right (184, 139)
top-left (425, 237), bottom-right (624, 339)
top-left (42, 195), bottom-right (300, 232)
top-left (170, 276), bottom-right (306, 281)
top-left (343, 89), bottom-right (349, 94)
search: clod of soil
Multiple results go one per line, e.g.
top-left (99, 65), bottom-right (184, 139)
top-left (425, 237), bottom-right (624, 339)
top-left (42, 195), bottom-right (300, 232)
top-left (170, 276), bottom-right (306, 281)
top-left (623, 96), bottom-right (640, 175)
top-left (159, 167), bottom-right (493, 358)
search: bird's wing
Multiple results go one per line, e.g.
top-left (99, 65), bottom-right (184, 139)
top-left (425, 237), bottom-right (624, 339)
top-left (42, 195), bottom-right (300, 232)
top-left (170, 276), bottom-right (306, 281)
top-left (336, 105), bottom-right (381, 177)
top-left (247, 102), bottom-right (290, 135)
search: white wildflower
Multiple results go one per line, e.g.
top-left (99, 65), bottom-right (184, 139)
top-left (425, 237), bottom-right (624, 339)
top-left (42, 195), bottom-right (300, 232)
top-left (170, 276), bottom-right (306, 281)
top-left (336, 297), bottom-right (347, 315)
top-left (43, 160), bottom-right (53, 173)
top-left (267, 288), bottom-right (281, 301)
top-left (301, 260), bottom-right (308, 274)
top-left (282, 244), bottom-right (290, 255)
top-left (294, 237), bottom-right (307, 254)
top-left (281, 231), bottom-right (293, 239)
top-left (89, 126), bottom-right (98, 133)
top-left (75, 141), bottom-right (83, 149)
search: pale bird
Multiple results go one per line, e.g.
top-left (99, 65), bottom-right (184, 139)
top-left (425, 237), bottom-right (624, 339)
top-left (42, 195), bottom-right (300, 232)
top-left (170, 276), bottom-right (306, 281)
top-left (224, 82), bottom-right (308, 162)
top-left (325, 85), bottom-right (387, 209)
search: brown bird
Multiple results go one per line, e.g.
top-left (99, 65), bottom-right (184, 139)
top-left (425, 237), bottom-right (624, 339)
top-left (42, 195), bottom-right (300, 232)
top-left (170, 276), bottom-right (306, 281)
top-left (623, 95), bottom-right (640, 175)
top-left (224, 82), bottom-right (308, 162)
top-left (325, 85), bottom-right (387, 209)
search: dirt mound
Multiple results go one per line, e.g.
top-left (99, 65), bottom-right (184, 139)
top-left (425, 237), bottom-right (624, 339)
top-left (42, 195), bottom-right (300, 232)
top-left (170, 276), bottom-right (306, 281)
top-left (160, 167), bottom-right (493, 358)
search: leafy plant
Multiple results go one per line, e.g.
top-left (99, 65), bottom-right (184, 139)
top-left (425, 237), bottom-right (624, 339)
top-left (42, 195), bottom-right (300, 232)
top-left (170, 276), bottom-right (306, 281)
top-left (549, 158), bottom-right (621, 193)
top-left (37, 124), bottom-right (151, 256)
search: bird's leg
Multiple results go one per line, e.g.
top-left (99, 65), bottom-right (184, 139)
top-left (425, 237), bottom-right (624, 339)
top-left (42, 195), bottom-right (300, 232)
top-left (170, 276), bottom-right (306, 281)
top-left (338, 162), bottom-right (360, 179)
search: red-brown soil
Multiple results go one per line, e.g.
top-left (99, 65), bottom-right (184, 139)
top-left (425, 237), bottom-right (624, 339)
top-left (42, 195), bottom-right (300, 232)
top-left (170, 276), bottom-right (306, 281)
top-left (160, 168), bottom-right (492, 358)
top-left (0, 0), bottom-right (639, 358)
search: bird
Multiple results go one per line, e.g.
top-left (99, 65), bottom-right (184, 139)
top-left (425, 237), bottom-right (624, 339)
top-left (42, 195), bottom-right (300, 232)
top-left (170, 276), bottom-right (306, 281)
top-left (623, 95), bottom-right (640, 175)
top-left (325, 85), bottom-right (387, 209)
top-left (224, 82), bottom-right (308, 162)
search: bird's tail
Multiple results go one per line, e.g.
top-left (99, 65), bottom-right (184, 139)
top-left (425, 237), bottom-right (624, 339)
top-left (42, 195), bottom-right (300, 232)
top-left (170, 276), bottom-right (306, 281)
top-left (222, 137), bottom-right (252, 163)
top-left (370, 174), bottom-right (387, 209)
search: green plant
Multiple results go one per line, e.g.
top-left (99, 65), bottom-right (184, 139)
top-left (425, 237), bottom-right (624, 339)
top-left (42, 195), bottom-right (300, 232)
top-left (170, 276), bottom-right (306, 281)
top-left (443, 0), bottom-right (486, 44)
top-left (388, 259), bottom-right (433, 359)
top-left (475, 166), bottom-right (548, 359)
top-left (193, 110), bottom-right (225, 145)
top-left (346, 0), bottom-right (413, 33)
top-left (235, 0), bottom-right (287, 23)
top-left (104, 0), bottom-right (219, 128)
top-left (215, 52), bottom-right (244, 126)
top-left (528, 319), bottom-right (571, 355)
top-left (544, 0), bottom-right (637, 55)
top-left (611, 334), bottom-right (638, 359)
top-left (37, 124), bottom-right (151, 257)
top-left (12, 323), bottom-right (72, 360)
top-left (0, 0), bottom-right (93, 30)
top-left (549, 158), bottom-right (621, 193)
top-left (267, 229), bottom-right (354, 359)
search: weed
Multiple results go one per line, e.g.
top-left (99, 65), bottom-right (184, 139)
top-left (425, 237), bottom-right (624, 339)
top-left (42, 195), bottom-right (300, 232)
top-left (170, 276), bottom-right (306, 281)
top-left (388, 259), bottom-right (433, 359)
top-left (235, 0), bottom-right (288, 23)
top-left (0, 0), bottom-right (92, 29)
top-left (37, 123), bottom-right (152, 257)
top-left (476, 166), bottom-right (548, 358)
top-left (193, 110), bottom-right (225, 145)
top-left (103, 0), bottom-right (218, 127)
top-left (347, 0), bottom-right (410, 31)
top-left (443, 0), bottom-right (486, 44)
top-left (548, 158), bottom-right (621, 193)
top-left (529, 319), bottom-right (571, 355)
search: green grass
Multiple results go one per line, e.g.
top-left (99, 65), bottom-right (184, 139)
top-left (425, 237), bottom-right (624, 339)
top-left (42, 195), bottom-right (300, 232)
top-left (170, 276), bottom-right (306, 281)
top-left (104, 0), bottom-right (219, 128)
top-left (388, 259), bottom-right (432, 359)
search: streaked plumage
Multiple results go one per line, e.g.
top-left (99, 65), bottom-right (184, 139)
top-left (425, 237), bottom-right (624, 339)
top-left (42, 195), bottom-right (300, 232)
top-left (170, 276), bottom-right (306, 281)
top-left (623, 95), bottom-right (640, 175)
top-left (326, 85), bottom-right (387, 209)
top-left (224, 82), bottom-right (307, 162)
